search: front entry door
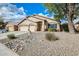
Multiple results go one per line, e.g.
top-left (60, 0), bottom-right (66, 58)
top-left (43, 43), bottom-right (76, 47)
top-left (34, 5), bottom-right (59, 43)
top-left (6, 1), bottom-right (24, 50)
top-left (37, 21), bottom-right (42, 31)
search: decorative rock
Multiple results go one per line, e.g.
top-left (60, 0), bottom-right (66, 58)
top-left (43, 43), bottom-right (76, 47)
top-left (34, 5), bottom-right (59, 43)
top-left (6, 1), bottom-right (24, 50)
top-left (4, 39), bottom-right (25, 53)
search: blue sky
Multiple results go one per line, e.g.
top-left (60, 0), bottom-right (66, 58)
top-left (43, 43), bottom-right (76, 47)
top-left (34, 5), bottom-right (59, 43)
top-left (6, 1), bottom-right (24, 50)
top-left (14, 3), bottom-right (48, 16)
top-left (14, 3), bottom-right (53, 18)
top-left (0, 3), bottom-right (78, 24)
top-left (0, 3), bottom-right (54, 22)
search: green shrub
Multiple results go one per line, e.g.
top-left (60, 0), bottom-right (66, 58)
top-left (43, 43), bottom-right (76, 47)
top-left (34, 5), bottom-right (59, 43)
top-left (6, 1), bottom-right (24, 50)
top-left (61, 24), bottom-right (69, 32)
top-left (48, 28), bottom-right (56, 32)
top-left (45, 33), bottom-right (59, 41)
top-left (7, 34), bottom-right (16, 39)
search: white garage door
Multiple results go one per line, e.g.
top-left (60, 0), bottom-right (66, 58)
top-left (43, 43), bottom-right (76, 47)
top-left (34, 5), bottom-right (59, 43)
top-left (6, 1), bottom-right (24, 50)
top-left (19, 26), bottom-right (28, 31)
top-left (30, 26), bottom-right (36, 32)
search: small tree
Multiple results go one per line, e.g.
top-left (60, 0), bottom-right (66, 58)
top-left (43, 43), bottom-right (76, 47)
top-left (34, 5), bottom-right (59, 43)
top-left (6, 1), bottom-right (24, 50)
top-left (0, 17), bottom-right (5, 29)
top-left (44, 3), bottom-right (79, 33)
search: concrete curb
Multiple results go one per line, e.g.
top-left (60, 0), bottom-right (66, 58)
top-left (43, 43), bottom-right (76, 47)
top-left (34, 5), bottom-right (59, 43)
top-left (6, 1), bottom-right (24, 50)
top-left (0, 43), bottom-right (18, 56)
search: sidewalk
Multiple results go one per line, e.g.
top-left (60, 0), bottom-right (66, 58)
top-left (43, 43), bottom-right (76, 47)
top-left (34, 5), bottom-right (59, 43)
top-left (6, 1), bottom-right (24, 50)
top-left (0, 43), bottom-right (18, 56)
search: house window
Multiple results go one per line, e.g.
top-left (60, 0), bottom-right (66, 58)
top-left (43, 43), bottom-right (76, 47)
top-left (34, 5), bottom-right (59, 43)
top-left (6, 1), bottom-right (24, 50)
top-left (48, 24), bottom-right (57, 28)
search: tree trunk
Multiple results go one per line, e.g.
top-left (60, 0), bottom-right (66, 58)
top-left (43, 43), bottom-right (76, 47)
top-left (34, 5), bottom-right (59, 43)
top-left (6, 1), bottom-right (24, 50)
top-left (67, 15), bottom-right (75, 33)
top-left (67, 3), bottom-right (75, 33)
top-left (57, 20), bottom-right (63, 31)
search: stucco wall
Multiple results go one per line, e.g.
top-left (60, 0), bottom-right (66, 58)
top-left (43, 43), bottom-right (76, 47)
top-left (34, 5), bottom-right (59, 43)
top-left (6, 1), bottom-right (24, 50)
top-left (18, 15), bottom-right (60, 32)
top-left (28, 17), bottom-right (42, 22)
top-left (33, 15), bottom-right (58, 23)
top-left (19, 19), bottom-right (37, 26)
top-left (8, 26), bottom-right (14, 31)
top-left (18, 19), bottom-right (37, 32)
top-left (33, 15), bottom-right (60, 31)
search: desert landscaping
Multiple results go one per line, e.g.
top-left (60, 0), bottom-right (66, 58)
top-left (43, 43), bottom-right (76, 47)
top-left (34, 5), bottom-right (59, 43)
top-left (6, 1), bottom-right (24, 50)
top-left (0, 32), bottom-right (79, 56)
top-left (0, 3), bottom-right (79, 56)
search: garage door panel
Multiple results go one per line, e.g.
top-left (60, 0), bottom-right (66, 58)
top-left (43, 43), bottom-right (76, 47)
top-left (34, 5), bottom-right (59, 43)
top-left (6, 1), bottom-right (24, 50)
top-left (30, 26), bottom-right (36, 32)
top-left (19, 26), bottom-right (28, 31)
top-left (19, 26), bottom-right (36, 32)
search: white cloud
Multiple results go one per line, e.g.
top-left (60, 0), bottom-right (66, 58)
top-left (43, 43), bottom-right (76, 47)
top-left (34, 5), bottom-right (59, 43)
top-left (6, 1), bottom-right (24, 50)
top-left (38, 13), bottom-right (54, 18)
top-left (49, 16), bottom-right (54, 18)
top-left (0, 3), bottom-right (26, 22)
top-left (18, 7), bottom-right (26, 15)
top-left (44, 9), bottom-right (48, 13)
top-left (38, 13), bottom-right (49, 17)
top-left (73, 17), bottom-right (79, 24)
top-left (19, 7), bottom-right (24, 12)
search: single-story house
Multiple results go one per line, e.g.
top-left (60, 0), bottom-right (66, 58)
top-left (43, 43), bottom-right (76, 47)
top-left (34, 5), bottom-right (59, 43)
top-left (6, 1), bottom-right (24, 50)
top-left (73, 17), bottom-right (79, 32)
top-left (18, 15), bottom-right (60, 32)
top-left (74, 21), bottom-right (79, 31)
top-left (6, 22), bottom-right (18, 31)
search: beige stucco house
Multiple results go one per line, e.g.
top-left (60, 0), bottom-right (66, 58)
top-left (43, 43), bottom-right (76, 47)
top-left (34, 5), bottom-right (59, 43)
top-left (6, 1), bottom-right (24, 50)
top-left (6, 22), bottom-right (18, 31)
top-left (18, 15), bottom-right (60, 32)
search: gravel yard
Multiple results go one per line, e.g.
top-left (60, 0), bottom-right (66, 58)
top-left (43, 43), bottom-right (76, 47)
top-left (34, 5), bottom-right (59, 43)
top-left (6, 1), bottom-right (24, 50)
top-left (1, 32), bottom-right (79, 56)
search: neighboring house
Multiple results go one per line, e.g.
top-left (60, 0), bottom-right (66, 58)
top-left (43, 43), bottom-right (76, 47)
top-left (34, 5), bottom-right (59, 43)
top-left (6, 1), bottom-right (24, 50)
top-left (6, 22), bottom-right (18, 31)
top-left (74, 22), bottom-right (79, 31)
top-left (73, 17), bottom-right (79, 31)
top-left (18, 15), bottom-right (60, 32)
